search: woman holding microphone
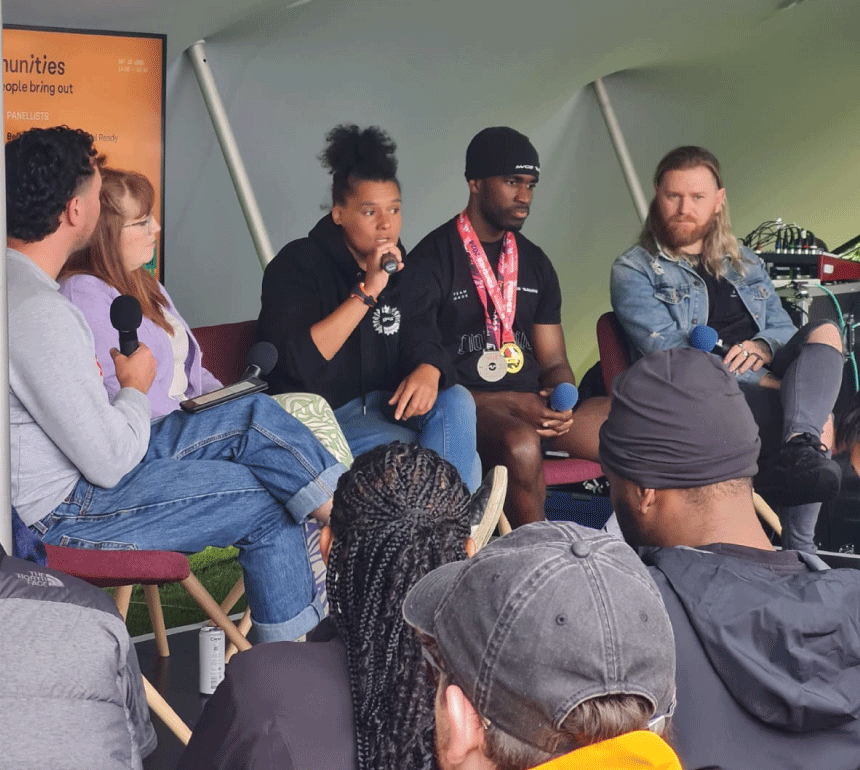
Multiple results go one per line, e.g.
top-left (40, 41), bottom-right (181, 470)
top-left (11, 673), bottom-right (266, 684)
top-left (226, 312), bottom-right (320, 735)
top-left (258, 124), bottom-right (481, 490)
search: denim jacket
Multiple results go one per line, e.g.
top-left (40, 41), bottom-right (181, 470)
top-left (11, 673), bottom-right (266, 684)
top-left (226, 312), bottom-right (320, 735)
top-left (610, 243), bottom-right (797, 385)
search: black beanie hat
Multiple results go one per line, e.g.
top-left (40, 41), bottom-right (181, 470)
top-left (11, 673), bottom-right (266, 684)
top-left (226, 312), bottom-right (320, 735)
top-left (465, 127), bottom-right (540, 181)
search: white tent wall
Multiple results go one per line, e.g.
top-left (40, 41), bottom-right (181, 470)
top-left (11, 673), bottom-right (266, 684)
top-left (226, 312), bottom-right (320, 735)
top-left (159, 0), bottom-right (859, 381)
top-left (164, 45), bottom-right (639, 378)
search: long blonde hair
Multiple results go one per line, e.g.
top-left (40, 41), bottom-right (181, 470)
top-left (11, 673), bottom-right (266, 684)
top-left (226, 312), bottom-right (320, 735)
top-left (61, 168), bottom-right (171, 333)
top-left (639, 146), bottom-right (747, 278)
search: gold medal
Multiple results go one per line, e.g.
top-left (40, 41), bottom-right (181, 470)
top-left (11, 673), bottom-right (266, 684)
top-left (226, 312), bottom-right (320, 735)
top-left (501, 342), bottom-right (524, 374)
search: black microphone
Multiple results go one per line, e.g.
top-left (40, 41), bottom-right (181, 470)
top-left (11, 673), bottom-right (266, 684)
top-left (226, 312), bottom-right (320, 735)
top-left (240, 341), bottom-right (278, 380)
top-left (110, 295), bottom-right (142, 356)
top-left (381, 253), bottom-right (398, 274)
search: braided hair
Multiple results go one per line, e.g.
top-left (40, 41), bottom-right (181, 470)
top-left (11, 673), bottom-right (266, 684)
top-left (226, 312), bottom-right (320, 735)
top-left (319, 124), bottom-right (399, 205)
top-left (327, 442), bottom-right (471, 770)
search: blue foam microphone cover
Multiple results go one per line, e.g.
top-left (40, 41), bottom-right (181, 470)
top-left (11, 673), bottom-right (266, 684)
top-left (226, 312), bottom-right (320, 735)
top-left (689, 325), bottom-right (719, 352)
top-left (550, 382), bottom-right (579, 412)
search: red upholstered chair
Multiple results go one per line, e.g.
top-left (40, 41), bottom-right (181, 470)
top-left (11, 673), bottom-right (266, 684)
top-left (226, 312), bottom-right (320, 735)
top-left (538, 314), bottom-right (620, 511)
top-left (543, 456), bottom-right (603, 488)
top-left (44, 544), bottom-right (252, 745)
top-left (191, 319), bottom-right (258, 384)
top-left (43, 545), bottom-right (252, 657)
top-left (596, 311), bottom-right (632, 392)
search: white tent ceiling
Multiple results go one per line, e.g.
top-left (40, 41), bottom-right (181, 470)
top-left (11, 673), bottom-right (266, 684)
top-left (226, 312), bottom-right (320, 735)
top-left (3, 0), bottom-right (859, 360)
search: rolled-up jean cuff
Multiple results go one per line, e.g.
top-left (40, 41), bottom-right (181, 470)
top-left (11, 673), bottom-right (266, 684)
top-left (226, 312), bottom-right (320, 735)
top-left (285, 462), bottom-right (347, 524)
top-left (252, 592), bottom-right (326, 642)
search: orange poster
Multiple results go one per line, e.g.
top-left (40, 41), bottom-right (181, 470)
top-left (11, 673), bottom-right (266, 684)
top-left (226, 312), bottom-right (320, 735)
top-left (3, 26), bottom-right (165, 276)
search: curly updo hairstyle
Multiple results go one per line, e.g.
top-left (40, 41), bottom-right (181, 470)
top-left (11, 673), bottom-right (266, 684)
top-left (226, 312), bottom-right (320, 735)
top-left (6, 126), bottom-right (100, 242)
top-left (319, 124), bottom-right (399, 205)
top-left (327, 442), bottom-right (472, 770)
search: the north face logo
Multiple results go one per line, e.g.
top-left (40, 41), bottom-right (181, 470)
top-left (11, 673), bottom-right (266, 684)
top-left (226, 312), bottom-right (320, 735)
top-left (372, 305), bottom-right (401, 336)
top-left (17, 572), bottom-right (65, 588)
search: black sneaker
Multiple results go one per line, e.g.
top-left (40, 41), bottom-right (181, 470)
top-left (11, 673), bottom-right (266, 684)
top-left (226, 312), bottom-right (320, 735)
top-left (468, 466), bottom-right (508, 550)
top-left (756, 432), bottom-right (842, 506)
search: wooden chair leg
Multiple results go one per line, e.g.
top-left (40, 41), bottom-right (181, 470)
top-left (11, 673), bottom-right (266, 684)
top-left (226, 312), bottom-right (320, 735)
top-left (225, 607), bottom-right (253, 663)
top-left (753, 491), bottom-right (783, 536)
top-left (142, 675), bottom-right (192, 745)
top-left (113, 584), bottom-right (133, 620)
top-left (181, 573), bottom-right (252, 653)
top-left (219, 576), bottom-right (245, 615)
top-left (143, 584), bottom-right (170, 658)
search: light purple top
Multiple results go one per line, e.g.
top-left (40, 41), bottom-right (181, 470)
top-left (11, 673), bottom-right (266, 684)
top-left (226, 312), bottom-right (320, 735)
top-left (59, 274), bottom-right (222, 420)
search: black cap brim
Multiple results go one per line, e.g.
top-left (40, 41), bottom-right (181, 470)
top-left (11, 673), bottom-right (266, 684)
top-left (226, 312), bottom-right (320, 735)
top-left (402, 559), bottom-right (468, 637)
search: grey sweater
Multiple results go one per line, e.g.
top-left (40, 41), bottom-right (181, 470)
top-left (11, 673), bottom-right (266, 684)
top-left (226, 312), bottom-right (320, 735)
top-left (7, 249), bottom-right (151, 526)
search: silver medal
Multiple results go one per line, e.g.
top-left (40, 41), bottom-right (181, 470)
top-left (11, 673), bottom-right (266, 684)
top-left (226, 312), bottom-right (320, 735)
top-left (477, 350), bottom-right (507, 382)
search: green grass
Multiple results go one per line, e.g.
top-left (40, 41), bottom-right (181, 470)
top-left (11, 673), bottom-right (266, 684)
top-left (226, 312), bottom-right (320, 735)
top-left (116, 546), bottom-right (246, 638)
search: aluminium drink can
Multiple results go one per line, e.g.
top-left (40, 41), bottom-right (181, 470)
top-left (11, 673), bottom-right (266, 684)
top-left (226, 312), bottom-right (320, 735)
top-left (199, 625), bottom-right (225, 695)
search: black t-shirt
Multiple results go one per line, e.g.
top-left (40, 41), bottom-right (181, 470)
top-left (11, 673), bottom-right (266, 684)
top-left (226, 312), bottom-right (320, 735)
top-left (407, 217), bottom-right (562, 392)
top-left (695, 263), bottom-right (757, 347)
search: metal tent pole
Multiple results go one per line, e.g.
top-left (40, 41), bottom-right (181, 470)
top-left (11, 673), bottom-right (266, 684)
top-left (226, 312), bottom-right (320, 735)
top-left (593, 77), bottom-right (649, 224)
top-left (0, 0), bottom-right (13, 553)
top-left (186, 40), bottom-right (275, 269)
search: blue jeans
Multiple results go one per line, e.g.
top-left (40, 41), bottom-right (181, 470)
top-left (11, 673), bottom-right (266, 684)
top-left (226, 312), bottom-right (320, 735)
top-left (334, 384), bottom-right (481, 491)
top-left (32, 394), bottom-right (347, 642)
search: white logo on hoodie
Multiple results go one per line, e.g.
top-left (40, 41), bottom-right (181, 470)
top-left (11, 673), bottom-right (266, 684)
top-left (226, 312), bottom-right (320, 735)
top-left (373, 305), bottom-right (401, 336)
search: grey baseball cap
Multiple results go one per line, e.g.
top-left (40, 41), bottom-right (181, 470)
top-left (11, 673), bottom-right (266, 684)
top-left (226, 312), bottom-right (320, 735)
top-left (403, 521), bottom-right (676, 753)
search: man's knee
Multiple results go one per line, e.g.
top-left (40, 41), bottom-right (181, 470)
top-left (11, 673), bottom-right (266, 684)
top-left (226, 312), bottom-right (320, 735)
top-left (805, 320), bottom-right (843, 351)
top-left (496, 424), bottom-right (542, 475)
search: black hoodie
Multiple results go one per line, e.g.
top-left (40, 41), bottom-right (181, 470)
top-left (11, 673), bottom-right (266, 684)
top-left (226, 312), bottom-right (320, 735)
top-left (643, 544), bottom-right (860, 770)
top-left (258, 214), bottom-right (454, 409)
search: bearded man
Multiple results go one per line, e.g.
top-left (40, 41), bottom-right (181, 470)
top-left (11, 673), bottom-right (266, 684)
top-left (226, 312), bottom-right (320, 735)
top-left (610, 146), bottom-right (843, 552)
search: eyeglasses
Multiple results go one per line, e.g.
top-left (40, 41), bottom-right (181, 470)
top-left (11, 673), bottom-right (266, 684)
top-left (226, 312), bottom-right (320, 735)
top-left (122, 213), bottom-right (155, 235)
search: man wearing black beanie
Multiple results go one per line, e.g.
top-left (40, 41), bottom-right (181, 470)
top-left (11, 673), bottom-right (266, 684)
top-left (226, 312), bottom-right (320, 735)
top-left (407, 127), bottom-right (609, 527)
top-left (599, 348), bottom-right (860, 770)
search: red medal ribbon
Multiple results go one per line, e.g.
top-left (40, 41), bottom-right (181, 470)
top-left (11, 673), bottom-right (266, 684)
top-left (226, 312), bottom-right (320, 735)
top-left (456, 211), bottom-right (518, 350)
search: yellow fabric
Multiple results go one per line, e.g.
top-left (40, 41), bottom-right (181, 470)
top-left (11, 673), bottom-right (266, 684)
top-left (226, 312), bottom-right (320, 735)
top-left (529, 731), bottom-right (682, 770)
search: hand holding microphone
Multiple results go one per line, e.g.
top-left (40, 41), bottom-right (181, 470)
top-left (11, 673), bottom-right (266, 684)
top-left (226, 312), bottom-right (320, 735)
top-left (109, 295), bottom-right (156, 393)
top-left (110, 295), bottom-right (142, 355)
top-left (549, 382), bottom-right (579, 413)
top-left (363, 244), bottom-right (403, 298)
top-left (689, 325), bottom-right (771, 374)
top-left (534, 383), bottom-right (578, 438)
